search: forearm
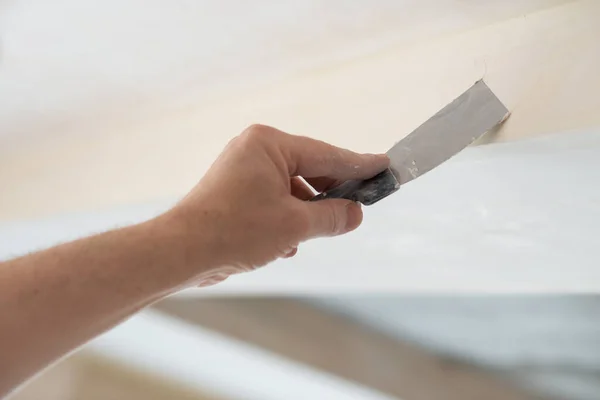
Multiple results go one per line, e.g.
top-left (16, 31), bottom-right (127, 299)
top-left (0, 212), bottom-right (205, 395)
top-left (0, 125), bottom-right (387, 397)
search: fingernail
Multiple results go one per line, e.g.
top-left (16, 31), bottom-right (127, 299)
top-left (345, 201), bottom-right (363, 232)
top-left (284, 247), bottom-right (298, 258)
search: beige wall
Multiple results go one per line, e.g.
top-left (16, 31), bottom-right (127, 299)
top-left (1, 0), bottom-right (599, 221)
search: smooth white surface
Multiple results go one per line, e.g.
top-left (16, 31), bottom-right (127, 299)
top-left (2, 129), bottom-right (599, 292)
top-left (211, 129), bottom-right (599, 293)
top-left (85, 310), bottom-right (396, 400)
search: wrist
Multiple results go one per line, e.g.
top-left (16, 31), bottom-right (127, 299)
top-left (150, 206), bottom-right (225, 288)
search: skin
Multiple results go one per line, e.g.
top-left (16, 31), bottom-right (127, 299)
top-left (0, 124), bottom-right (389, 396)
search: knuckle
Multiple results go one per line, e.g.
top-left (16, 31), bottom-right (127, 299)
top-left (242, 124), bottom-right (277, 143)
top-left (224, 134), bottom-right (242, 150)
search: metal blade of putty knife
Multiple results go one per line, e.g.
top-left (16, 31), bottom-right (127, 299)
top-left (311, 79), bottom-right (510, 205)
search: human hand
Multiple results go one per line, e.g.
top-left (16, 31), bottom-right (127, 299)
top-left (166, 124), bottom-right (389, 286)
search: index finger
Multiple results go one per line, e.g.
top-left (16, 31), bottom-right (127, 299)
top-left (282, 134), bottom-right (390, 180)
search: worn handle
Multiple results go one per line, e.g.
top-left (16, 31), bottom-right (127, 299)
top-left (310, 168), bottom-right (400, 206)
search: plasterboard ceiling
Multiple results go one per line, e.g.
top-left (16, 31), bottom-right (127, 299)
top-left (2, 129), bottom-right (599, 292)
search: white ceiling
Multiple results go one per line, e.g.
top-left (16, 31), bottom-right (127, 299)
top-left (2, 129), bottom-right (600, 292)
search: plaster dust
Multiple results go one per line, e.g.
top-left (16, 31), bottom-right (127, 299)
top-left (0, 1), bottom-right (599, 222)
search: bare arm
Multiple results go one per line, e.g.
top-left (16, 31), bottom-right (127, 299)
top-left (0, 215), bottom-right (199, 394)
top-left (0, 124), bottom-right (389, 396)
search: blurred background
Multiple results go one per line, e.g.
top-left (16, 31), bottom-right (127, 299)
top-left (10, 296), bottom-right (600, 400)
top-left (2, 0), bottom-right (600, 399)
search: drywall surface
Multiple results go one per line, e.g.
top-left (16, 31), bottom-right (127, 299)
top-left (1, 1), bottom-right (598, 221)
top-left (2, 129), bottom-right (599, 292)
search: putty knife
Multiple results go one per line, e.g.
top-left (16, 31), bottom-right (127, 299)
top-left (311, 80), bottom-right (510, 205)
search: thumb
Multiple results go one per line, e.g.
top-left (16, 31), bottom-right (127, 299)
top-left (303, 199), bottom-right (363, 238)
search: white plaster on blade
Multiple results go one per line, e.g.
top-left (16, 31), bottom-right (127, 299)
top-left (408, 160), bottom-right (419, 178)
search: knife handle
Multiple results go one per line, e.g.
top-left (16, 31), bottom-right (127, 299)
top-left (310, 168), bottom-right (400, 206)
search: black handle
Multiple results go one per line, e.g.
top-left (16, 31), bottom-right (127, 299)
top-left (310, 168), bottom-right (400, 206)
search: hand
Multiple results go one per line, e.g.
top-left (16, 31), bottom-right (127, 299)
top-left (166, 124), bottom-right (389, 286)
